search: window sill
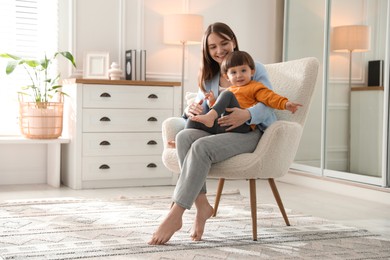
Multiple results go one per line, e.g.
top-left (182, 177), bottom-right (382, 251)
top-left (0, 136), bottom-right (69, 144)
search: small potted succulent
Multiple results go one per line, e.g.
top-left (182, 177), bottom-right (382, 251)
top-left (0, 52), bottom-right (76, 139)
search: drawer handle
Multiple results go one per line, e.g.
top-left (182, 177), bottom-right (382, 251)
top-left (147, 117), bottom-right (157, 122)
top-left (99, 164), bottom-right (110, 170)
top-left (147, 140), bottom-right (157, 145)
top-left (100, 140), bottom-right (111, 146)
top-left (148, 94), bottom-right (158, 99)
top-left (100, 116), bottom-right (111, 122)
top-left (100, 92), bottom-right (111, 98)
top-left (147, 163), bottom-right (157, 168)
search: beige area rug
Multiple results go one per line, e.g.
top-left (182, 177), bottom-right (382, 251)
top-left (0, 191), bottom-right (389, 260)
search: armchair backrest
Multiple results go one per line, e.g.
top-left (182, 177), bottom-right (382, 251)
top-left (264, 57), bottom-right (319, 127)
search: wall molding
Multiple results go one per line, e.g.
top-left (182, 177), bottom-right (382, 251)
top-left (70, 0), bottom-right (83, 78)
top-left (327, 103), bottom-right (348, 110)
top-left (147, 72), bottom-right (181, 81)
top-left (118, 0), bottom-right (125, 69)
top-left (137, 0), bottom-right (145, 49)
top-left (328, 55), bottom-right (367, 84)
top-left (327, 145), bottom-right (348, 153)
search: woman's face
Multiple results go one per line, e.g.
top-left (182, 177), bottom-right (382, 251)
top-left (207, 32), bottom-right (236, 65)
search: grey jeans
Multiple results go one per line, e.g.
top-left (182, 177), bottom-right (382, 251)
top-left (173, 128), bottom-right (262, 209)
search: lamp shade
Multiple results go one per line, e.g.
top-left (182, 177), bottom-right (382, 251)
top-left (332, 25), bottom-right (370, 52)
top-left (163, 14), bottom-right (203, 45)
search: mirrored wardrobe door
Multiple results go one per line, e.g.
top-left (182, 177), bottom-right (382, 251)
top-left (325, 0), bottom-right (388, 186)
top-left (284, 0), bottom-right (389, 186)
top-left (283, 0), bottom-right (327, 174)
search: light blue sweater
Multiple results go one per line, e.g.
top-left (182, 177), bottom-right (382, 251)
top-left (196, 61), bottom-right (277, 132)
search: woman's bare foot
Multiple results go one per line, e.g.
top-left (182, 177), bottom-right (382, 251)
top-left (191, 194), bottom-right (214, 241)
top-left (167, 140), bottom-right (176, 148)
top-left (191, 110), bottom-right (218, 128)
top-left (148, 204), bottom-right (185, 245)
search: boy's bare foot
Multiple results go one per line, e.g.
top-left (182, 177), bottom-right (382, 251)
top-left (191, 198), bottom-right (214, 241)
top-left (148, 204), bottom-right (184, 245)
top-left (191, 110), bottom-right (218, 128)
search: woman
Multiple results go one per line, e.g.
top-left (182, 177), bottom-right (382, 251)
top-left (148, 22), bottom-right (277, 245)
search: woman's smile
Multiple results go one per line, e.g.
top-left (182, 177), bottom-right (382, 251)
top-left (207, 32), bottom-right (236, 64)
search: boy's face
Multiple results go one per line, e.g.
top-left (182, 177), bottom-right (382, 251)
top-left (225, 64), bottom-right (254, 86)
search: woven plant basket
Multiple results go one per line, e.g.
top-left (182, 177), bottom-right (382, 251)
top-left (19, 95), bottom-right (64, 139)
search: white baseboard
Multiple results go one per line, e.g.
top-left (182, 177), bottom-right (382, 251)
top-left (280, 170), bottom-right (390, 206)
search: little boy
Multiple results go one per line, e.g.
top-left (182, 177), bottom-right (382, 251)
top-left (186, 51), bottom-right (301, 134)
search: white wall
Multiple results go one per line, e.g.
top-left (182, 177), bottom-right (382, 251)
top-left (71, 0), bottom-right (284, 94)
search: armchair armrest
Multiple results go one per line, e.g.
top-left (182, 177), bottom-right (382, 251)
top-left (162, 117), bottom-right (186, 149)
top-left (254, 120), bottom-right (303, 178)
top-left (161, 117), bottom-right (186, 174)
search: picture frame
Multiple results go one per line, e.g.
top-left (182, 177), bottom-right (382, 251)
top-left (83, 51), bottom-right (110, 79)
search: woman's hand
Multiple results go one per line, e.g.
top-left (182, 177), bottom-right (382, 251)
top-left (218, 107), bottom-right (251, 131)
top-left (186, 100), bottom-right (204, 118)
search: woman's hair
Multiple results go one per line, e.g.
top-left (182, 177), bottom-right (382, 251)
top-left (198, 22), bottom-right (239, 92)
top-left (220, 51), bottom-right (255, 75)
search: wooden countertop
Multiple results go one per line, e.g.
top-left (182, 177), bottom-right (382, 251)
top-left (63, 78), bottom-right (181, 87)
top-left (351, 86), bottom-right (384, 91)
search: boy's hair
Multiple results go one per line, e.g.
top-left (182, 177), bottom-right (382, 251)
top-left (221, 51), bottom-right (255, 74)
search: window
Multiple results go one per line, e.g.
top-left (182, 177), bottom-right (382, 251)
top-left (0, 0), bottom-right (59, 135)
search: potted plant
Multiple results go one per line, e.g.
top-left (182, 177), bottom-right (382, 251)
top-left (0, 52), bottom-right (76, 139)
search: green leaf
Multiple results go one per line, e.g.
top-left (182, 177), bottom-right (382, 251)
top-left (21, 85), bottom-right (34, 90)
top-left (0, 53), bottom-right (21, 60)
top-left (55, 51), bottom-right (76, 68)
top-left (5, 61), bottom-right (19, 74)
top-left (24, 59), bottom-right (40, 68)
top-left (17, 91), bottom-right (28, 95)
top-left (1, 51), bottom-right (76, 102)
top-left (40, 55), bottom-right (50, 69)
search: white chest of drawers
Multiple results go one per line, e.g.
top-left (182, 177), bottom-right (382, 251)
top-left (61, 79), bottom-right (181, 189)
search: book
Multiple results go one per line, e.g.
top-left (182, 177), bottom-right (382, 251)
top-left (140, 50), bottom-right (146, 81)
top-left (125, 50), bottom-right (136, 80)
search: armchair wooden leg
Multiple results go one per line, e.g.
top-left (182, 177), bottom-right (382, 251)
top-left (249, 179), bottom-right (258, 241)
top-left (268, 178), bottom-right (290, 226)
top-left (213, 178), bottom-right (225, 217)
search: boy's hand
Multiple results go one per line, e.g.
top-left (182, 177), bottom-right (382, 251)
top-left (205, 91), bottom-right (216, 107)
top-left (286, 102), bottom-right (302, 114)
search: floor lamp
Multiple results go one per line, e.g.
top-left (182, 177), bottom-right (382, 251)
top-left (332, 25), bottom-right (370, 171)
top-left (163, 14), bottom-right (203, 113)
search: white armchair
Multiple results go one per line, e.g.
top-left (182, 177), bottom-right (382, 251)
top-left (161, 57), bottom-right (319, 240)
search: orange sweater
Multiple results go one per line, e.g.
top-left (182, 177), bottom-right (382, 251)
top-left (227, 80), bottom-right (288, 110)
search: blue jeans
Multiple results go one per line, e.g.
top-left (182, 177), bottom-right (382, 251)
top-left (173, 128), bottom-right (262, 209)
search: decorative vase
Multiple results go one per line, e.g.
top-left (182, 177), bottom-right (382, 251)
top-left (108, 62), bottom-right (123, 80)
